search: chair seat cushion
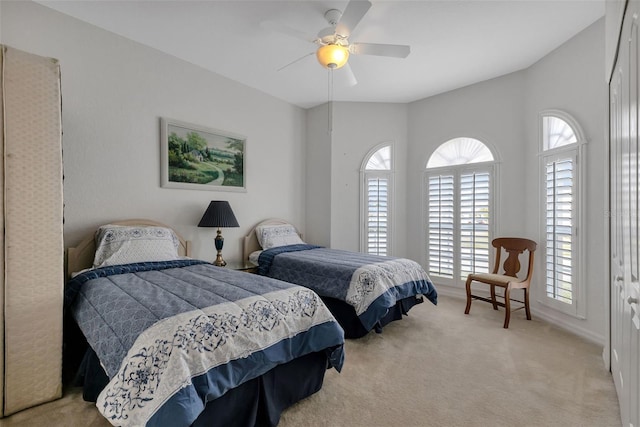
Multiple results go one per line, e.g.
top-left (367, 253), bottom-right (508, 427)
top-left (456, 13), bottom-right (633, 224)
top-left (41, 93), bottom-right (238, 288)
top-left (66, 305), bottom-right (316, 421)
top-left (468, 273), bottom-right (523, 286)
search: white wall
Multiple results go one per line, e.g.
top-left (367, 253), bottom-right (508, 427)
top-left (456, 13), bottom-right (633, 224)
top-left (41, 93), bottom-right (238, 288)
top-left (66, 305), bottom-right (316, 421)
top-left (605, 0), bottom-right (626, 83)
top-left (406, 71), bottom-right (528, 261)
top-left (4, 0), bottom-right (608, 343)
top-left (523, 18), bottom-right (607, 343)
top-left (305, 102), bottom-right (409, 256)
top-left (407, 19), bottom-right (607, 344)
top-left (1, 1), bottom-right (307, 262)
top-left (304, 104), bottom-right (332, 247)
top-left (329, 102), bottom-right (409, 255)
top-left (405, 19), bottom-right (607, 343)
top-left (307, 19), bottom-right (607, 343)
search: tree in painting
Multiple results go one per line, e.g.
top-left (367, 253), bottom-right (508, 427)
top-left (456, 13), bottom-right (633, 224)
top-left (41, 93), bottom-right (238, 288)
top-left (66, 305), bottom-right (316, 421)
top-left (167, 125), bottom-right (244, 188)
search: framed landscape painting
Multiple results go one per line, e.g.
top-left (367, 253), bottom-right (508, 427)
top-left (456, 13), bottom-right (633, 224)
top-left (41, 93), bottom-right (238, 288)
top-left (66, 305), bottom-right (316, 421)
top-left (160, 118), bottom-right (246, 191)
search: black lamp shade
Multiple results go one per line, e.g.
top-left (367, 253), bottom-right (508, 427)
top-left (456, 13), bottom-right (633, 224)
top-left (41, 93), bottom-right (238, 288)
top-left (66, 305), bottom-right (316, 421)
top-left (197, 201), bottom-right (239, 228)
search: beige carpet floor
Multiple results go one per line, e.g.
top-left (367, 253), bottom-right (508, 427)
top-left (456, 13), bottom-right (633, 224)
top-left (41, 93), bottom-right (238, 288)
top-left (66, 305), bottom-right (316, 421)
top-left (0, 294), bottom-right (621, 427)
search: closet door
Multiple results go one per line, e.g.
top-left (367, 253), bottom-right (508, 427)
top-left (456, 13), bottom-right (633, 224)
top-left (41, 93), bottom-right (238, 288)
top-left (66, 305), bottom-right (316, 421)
top-left (627, 11), bottom-right (640, 427)
top-left (610, 3), bottom-right (640, 426)
top-left (610, 38), bottom-right (626, 426)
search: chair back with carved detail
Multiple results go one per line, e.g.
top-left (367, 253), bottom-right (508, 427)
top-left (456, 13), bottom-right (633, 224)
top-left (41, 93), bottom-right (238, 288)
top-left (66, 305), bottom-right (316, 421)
top-left (491, 237), bottom-right (537, 279)
top-left (464, 237), bottom-right (537, 328)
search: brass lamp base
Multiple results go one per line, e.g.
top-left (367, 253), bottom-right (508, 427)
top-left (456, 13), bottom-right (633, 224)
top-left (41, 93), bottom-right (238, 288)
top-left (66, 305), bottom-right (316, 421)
top-left (213, 228), bottom-right (227, 266)
top-left (214, 251), bottom-right (227, 266)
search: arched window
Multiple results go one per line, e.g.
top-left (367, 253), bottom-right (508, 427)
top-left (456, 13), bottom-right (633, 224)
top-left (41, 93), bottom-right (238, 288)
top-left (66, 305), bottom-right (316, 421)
top-left (425, 137), bottom-right (496, 285)
top-left (426, 137), bottom-right (494, 168)
top-left (542, 115), bottom-right (578, 150)
top-left (361, 144), bottom-right (393, 255)
top-left (539, 110), bottom-right (586, 318)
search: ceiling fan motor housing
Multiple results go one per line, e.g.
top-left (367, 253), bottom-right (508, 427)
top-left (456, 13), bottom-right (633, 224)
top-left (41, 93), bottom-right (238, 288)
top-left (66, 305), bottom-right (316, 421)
top-left (324, 9), bottom-right (342, 26)
top-left (316, 7), bottom-right (350, 68)
top-left (271, 0), bottom-right (408, 74)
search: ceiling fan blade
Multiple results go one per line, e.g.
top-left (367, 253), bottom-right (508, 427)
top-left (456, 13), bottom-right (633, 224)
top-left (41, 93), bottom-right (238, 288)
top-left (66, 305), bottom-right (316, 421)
top-left (335, 0), bottom-right (372, 37)
top-left (261, 20), bottom-right (317, 44)
top-left (350, 42), bottom-right (410, 58)
top-left (277, 52), bottom-right (315, 72)
top-left (341, 63), bottom-right (358, 87)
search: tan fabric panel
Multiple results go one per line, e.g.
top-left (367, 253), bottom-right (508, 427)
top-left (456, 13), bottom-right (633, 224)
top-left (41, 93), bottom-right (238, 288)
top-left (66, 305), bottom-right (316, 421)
top-left (0, 45), bottom-right (5, 417)
top-left (2, 45), bottom-right (63, 415)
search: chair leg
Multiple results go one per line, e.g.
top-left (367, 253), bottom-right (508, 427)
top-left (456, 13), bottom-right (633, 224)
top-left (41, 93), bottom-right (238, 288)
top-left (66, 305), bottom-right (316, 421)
top-left (464, 277), bottom-right (473, 314)
top-left (490, 285), bottom-right (498, 310)
top-left (524, 287), bottom-right (532, 320)
top-left (503, 287), bottom-right (511, 329)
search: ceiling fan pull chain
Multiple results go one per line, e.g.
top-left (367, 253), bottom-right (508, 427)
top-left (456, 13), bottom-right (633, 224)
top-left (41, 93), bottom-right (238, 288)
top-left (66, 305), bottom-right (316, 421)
top-left (328, 68), bottom-right (333, 133)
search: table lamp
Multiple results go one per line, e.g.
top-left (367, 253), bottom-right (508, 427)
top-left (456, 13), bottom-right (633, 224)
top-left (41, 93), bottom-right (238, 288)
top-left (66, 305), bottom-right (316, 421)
top-left (197, 201), bottom-right (239, 266)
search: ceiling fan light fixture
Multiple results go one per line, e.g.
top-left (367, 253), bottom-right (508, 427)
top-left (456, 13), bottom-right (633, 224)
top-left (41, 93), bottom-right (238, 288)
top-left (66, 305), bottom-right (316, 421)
top-left (316, 44), bottom-right (349, 69)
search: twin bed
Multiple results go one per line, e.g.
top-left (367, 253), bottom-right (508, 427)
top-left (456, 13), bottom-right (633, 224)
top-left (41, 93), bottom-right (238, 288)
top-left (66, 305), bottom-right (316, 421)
top-left (64, 220), bottom-right (344, 427)
top-left (65, 218), bottom-right (436, 426)
top-left (243, 219), bottom-right (437, 338)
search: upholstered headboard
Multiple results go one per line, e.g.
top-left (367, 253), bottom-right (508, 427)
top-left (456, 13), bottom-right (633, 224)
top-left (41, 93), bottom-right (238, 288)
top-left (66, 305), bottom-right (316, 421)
top-left (66, 219), bottom-right (191, 278)
top-left (242, 218), bottom-right (301, 261)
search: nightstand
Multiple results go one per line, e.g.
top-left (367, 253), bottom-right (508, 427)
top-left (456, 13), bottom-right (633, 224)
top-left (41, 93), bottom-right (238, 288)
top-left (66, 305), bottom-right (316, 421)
top-left (224, 261), bottom-right (258, 274)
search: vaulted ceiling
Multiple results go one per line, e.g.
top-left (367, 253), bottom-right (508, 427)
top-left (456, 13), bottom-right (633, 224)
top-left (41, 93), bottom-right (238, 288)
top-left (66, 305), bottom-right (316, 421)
top-left (37, 1), bottom-right (605, 108)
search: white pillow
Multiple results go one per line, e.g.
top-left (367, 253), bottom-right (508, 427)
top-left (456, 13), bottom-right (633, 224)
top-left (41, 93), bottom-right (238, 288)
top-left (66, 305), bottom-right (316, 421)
top-left (93, 224), bottom-right (180, 268)
top-left (248, 250), bottom-right (262, 265)
top-left (256, 224), bottom-right (304, 249)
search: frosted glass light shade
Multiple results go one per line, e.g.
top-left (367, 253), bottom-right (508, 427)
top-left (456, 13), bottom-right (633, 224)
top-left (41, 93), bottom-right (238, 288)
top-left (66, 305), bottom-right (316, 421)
top-left (316, 44), bottom-right (349, 69)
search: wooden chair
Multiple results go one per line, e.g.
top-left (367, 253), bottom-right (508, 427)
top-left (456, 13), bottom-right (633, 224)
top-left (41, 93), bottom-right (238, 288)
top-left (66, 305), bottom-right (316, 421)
top-left (464, 237), bottom-right (537, 328)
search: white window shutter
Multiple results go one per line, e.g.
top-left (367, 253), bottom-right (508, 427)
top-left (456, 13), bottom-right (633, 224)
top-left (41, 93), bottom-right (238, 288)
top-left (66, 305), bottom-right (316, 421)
top-left (545, 156), bottom-right (574, 304)
top-left (425, 138), bottom-right (495, 286)
top-left (459, 171), bottom-right (491, 279)
top-left (367, 177), bottom-right (388, 255)
top-left (361, 144), bottom-right (393, 256)
top-left (427, 175), bottom-right (455, 278)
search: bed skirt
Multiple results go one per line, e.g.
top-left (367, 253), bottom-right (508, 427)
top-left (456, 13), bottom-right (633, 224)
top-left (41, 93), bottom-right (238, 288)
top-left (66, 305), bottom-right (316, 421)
top-left (74, 347), bottom-right (328, 427)
top-left (320, 295), bottom-right (424, 339)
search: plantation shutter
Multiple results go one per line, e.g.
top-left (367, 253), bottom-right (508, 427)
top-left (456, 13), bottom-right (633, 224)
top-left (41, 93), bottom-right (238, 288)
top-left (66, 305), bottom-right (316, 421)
top-left (545, 155), bottom-right (574, 303)
top-left (459, 171), bottom-right (491, 279)
top-left (425, 138), bottom-right (495, 286)
top-left (366, 177), bottom-right (388, 255)
top-left (428, 175), bottom-right (455, 278)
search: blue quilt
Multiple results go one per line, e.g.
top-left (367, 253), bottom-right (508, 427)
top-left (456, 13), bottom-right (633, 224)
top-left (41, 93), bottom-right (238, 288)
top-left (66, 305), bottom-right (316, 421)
top-left (66, 260), bottom-right (345, 427)
top-left (257, 245), bottom-right (437, 332)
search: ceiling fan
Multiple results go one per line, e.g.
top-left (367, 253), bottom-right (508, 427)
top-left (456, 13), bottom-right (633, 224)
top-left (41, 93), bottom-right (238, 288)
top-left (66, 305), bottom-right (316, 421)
top-left (263, 0), bottom-right (410, 86)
